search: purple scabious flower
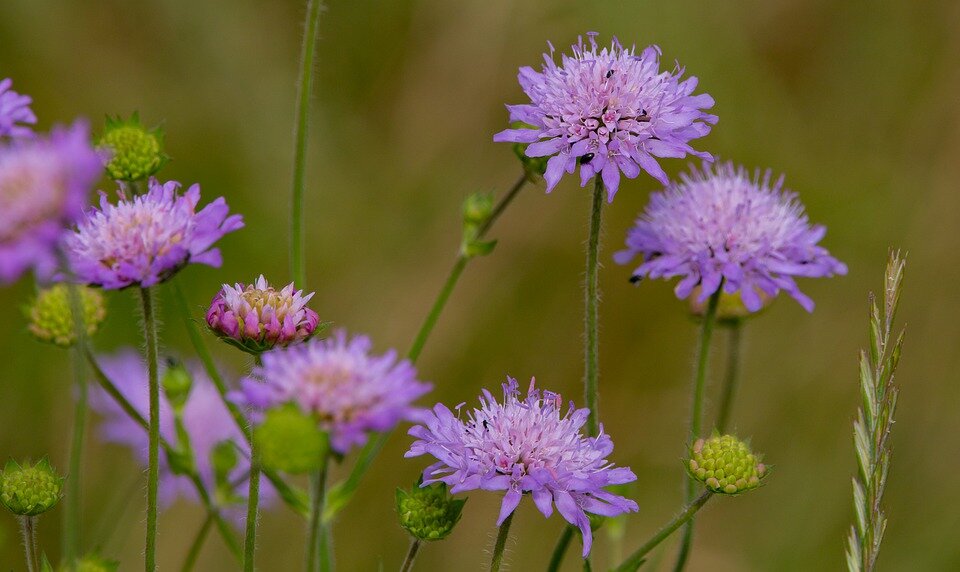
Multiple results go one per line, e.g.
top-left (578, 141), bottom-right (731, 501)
top-left (0, 121), bottom-right (102, 283)
top-left (65, 178), bottom-right (244, 289)
top-left (237, 330), bottom-right (432, 454)
top-left (493, 32), bottom-right (717, 202)
top-left (0, 78), bottom-right (36, 139)
top-left (206, 275), bottom-right (321, 354)
top-left (405, 377), bottom-right (638, 557)
top-left (614, 161), bottom-right (848, 312)
top-left (88, 349), bottom-right (270, 519)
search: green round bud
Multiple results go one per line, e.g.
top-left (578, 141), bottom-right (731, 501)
top-left (161, 358), bottom-right (193, 409)
top-left (688, 286), bottom-right (771, 324)
top-left (63, 553), bottom-right (120, 572)
top-left (396, 481), bottom-right (466, 541)
top-left (254, 405), bottom-right (328, 474)
top-left (27, 284), bottom-right (106, 348)
top-left (0, 459), bottom-right (64, 516)
top-left (687, 434), bottom-right (767, 495)
top-left (99, 114), bottom-right (166, 182)
top-left (463, 192), bottom-right (494, 226)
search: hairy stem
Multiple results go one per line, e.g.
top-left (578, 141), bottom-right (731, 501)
top-left (489, 512), bottom-right (514, 572)
top-left (673, 288), bottom-right (722, 572)
top-left (139, 287), bottom-right (160, 572)
top-left (243, 439), bottom-right (261, 571)
top-left (181, 513), bottom-right (214, 572)
top-left (290, 0), bottom-right (325, 288)
top-left (715, 321), bottom-right (743, 433)
top-left (546, 525), bottom-right (574, 572)
top-left (584, 178), bottom-right (604, 436)
top-left (617, 492), bottom-right (713, 572)
top-left (306, 458), bottom-right (330, 571)
top-left (20, 516), bottom-right (39, 572)
top-left (399, 538), bottom-right (421, 572)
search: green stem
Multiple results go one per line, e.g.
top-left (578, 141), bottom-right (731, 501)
top-left (584, 178), bottom-right (604, 436)
top-left (306, 458), bottom-right (329, 572)
top-left (714, 321), bottom-right (743, 434)
top-left (399, 538), bottom-right (421, 572)
top-left (489, 512), bottom-right (514, 572)
top-left (64, 282), bottom-right (88, 563)
top-left (321, 173), bottom-right (529, 522)
top-left (84, 349), bottom-right (243, 561)
top-left (243, 439), bottom-right (261, 571)
top-left (290, 0), bottom-right (325, 288)
top-left (546, 525), bottom-right (574, 572)
top-left (139, 287), bottom-right (160, 572)
top-left (20, 516), bottom-right (39, 572)
top-left (171, 281), bottom-right (310, 517)
top-left (672, 288), bottom-right (722, 572)
top-left (181, 513), bottom-right (214, 572)
top-left (617, 492), bottom-right (713, 572)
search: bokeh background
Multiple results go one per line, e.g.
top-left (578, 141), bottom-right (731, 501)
top-left (2, 0), bottom-right (959, 569)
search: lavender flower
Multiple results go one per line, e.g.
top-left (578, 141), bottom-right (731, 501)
top-left (0, 78), bottom-right (36, 139)
top-left (206, 275), bottom-right (321, 354)
top-left (493, 32), bottom-right (717, 201)
top-left (0, 121), bottom-right (102, 283)
top-left (236, 330), bottom-right (431, 454)
top-left (406, 377), bottom-right (638, 557)
top-left (65, 178), bottom-right (243, 289)
top-left (614, 161), bottom-right (847, 312)
top-left (89, 349), bottom-right (267, 516)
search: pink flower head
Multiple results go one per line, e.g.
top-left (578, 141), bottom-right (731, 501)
top-left (0, 121), bottom-right (102, 283)
top-left (66, 178), bottom-right (243, 289)
top-left (207, 275), bottom-right (322, 354)
top-left (406, 377), bottom-right (638, 557)
top-left (494, 32), bottom-right (717, 201)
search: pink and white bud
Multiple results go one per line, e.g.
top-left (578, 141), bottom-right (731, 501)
top-left (206, 275), bottom-right (321, 354)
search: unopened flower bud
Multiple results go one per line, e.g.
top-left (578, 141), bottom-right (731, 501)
top-left (254, 404), bottom-right (328, 474)
top-left (0, 459), bottom-right (64, 516)
top-left (161, 358), bottom-right (193, 410)
top-left (688, 286), bottom-right (771, 324)
top-left (98, 113), bottom-right (166, 182)
top-left (207, 275), bottom-right (323, 355)
top-left (687, 434), bottom-right (767, 495)
top-left (26, 284), bottom-right (106, 347)
top-left (396, 480), bottom-right (466, 541)
top-left (463, 192), bottom-right (494, 227)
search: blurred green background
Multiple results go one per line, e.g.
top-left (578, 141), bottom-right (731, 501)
top-left (2, 0), bottom-right (958, 569)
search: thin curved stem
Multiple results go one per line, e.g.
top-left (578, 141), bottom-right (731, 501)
top-left (546, 525), bottom-right (574, 572)
top-left (399, 538), bottom-right (421, 572)
top-left (616, 492), bottom-right (713, 572)
top-left (715, 321), bottom-right (743, 434)
top-left (489, 512), bottom-right (515, 572)
top-left (181, 513), bottom-right (214, 572)
top-left (407, 257), bottom-right (467, 363)
top-left (672, 288), bottom-right (722, 572)
top-left (139, 287), bottom-right (160, 572)
top-left (584, 178), bottom-right (604, 436)
top-left (290, 0), bottom-right (325, 288)
top-left (64, 282), bottom-right (88, 563)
